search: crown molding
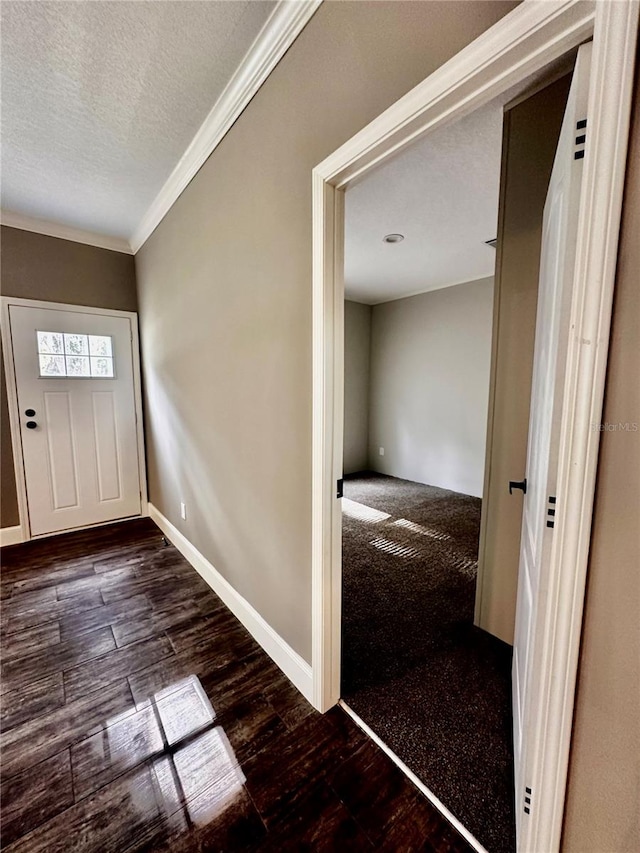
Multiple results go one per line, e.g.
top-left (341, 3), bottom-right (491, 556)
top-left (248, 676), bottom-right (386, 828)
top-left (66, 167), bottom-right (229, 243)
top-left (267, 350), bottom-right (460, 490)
top-left (2, 1), bottom-right (321, 255)
top-left (130, 0), bottom-right (322, 253)
top-left (0, 210), bottom-right (133, 254)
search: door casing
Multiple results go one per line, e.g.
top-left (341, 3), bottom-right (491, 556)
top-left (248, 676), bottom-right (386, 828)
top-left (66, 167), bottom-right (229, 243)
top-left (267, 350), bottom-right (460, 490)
top-left (311, 2), bottom-right (638, 852)
top-left (1, 296), bottom-right (148, 542)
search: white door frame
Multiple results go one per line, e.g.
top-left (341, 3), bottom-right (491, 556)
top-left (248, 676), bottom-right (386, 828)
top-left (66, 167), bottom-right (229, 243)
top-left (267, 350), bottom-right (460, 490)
top-left (311, 2), bottom-right (638, 851)
top-left (1, 296), bottom-right (148, 543)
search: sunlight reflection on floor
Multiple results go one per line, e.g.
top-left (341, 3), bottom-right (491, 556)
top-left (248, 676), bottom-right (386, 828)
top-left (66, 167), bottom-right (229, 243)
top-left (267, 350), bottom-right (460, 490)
top-left (392, 518), bottom-right (450, 541)
top-left (369, 537), bottom-right (421, 559)
top-left (342, 498), bottom-right (479, 575)
top-left (97, 674), bottom-right (244, 830)
top-left (342, 498), bottom-right (390, 524)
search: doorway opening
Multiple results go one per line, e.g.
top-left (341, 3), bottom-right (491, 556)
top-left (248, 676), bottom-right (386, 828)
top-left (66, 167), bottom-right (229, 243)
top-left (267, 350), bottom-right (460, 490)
top-left (311, 5), bottom-right (637, 853)
top-left (340, 67), bottom-right (574, 853)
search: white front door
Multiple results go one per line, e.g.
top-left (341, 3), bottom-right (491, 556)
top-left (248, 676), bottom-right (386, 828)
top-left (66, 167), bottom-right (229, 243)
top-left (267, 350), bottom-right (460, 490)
top-left (8, 303), bottom-right (142, 536)
top-left (512, 42), bottom-right (592, 846)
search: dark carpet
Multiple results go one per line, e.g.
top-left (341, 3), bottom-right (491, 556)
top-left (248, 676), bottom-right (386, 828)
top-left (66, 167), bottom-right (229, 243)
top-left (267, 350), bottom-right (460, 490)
top-left (341, 472), bottom-right (515, 853)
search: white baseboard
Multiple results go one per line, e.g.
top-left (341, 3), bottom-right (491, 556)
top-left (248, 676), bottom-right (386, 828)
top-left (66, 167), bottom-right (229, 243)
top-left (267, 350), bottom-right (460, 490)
top-left (0, 525), bottom-right (24, 547)
top-left (147, 503), bottom-right (313, 705)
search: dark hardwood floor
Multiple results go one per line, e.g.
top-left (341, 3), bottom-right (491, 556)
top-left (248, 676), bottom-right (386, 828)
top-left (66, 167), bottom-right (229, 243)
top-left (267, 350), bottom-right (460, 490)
top-left (0, 518), bottom-right (473, 852)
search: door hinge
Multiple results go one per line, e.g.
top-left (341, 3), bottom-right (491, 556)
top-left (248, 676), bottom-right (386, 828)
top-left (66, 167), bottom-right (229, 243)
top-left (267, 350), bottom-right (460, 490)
top-left (336, 478), bottom-right (344, 499)
top-left (546, 495), bottom-right (556, 529)
top-left (574, 118), bottom-right (587, 159)
top-left (524, 786), bottom-right (532, 815)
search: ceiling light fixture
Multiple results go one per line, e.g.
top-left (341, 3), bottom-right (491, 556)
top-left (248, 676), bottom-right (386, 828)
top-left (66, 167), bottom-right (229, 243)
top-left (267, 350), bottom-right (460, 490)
top-left (383, 233), bottom-right (404, 243)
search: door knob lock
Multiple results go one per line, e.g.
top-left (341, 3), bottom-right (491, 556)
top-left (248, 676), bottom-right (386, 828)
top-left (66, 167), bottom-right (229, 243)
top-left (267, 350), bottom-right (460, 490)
top-left (509, 478), bottom-right (527, 495)
top-left (26, 421), bottom-right (37, 430)
top-left (25, 408), bottom-right (36, 417)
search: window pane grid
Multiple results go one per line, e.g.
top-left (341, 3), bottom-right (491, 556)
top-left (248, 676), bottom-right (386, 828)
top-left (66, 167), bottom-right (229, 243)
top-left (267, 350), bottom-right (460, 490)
top-left (37, 332), bottom-right (114, 378)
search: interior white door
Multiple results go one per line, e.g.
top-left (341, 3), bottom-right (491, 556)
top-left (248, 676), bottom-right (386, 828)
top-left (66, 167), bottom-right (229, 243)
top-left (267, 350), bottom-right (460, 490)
top-left (512, 42), bottom-right (592, 846)
top-left (8, 304), bottom-right (142, 536)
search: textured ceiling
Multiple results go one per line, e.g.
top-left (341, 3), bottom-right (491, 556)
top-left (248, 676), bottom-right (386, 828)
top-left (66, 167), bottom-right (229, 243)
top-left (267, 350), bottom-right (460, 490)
top-left (0, 0), bottom-right (275, 241)
top-left (344, 101), bottom-right (503, 304)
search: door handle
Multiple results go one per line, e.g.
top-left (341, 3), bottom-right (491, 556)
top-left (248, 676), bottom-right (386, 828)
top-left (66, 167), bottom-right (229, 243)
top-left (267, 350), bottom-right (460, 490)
top-left (509, 478), bottom-right (527, 495)
top-left (26, 421), bottom-right (38, 430)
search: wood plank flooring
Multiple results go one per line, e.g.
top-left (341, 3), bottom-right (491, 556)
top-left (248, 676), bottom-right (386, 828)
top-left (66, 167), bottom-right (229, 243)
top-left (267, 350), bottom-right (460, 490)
top-left (1, 518), bottom-right (473, 852)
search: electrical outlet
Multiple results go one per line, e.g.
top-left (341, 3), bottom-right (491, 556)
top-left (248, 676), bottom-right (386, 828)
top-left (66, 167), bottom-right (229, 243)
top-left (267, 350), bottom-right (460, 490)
top-left (379, 447), bottom-right (385, 456)
top-left (180, 502), bottom-right (187, 520)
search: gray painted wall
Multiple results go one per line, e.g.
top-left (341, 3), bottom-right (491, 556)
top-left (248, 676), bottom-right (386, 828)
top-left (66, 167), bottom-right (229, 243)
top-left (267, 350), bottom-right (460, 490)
top-left (343, 301), bottom-right (372, 475)
top-left (0, 225), bottom-right (137, 528)
top-left (134, 1), bottom-right (517, 662)
top-left (368, 278), bottom-right (493, 497)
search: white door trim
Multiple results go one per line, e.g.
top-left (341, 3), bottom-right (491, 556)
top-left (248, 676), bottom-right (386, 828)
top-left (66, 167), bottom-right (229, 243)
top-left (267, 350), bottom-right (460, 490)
top-left (1, 296), bottom-right (148, 542)
top-left (311, 2), bottom-right (638, 852)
